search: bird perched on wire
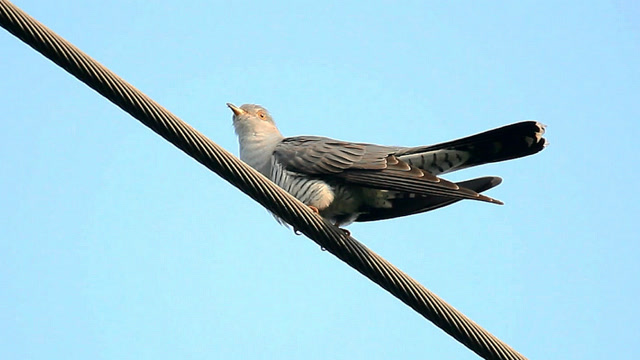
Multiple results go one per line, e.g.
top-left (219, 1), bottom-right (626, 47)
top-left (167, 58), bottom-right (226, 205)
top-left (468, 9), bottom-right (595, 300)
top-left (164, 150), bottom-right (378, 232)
top-left (228, 103), bottom-right (546, 228)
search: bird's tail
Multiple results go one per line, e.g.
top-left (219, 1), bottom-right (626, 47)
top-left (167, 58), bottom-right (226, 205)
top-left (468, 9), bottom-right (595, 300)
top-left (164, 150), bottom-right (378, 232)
top-left (396, 121), bottom-right (547, 175)
top-left (356, 176), bottom-right (502, 222)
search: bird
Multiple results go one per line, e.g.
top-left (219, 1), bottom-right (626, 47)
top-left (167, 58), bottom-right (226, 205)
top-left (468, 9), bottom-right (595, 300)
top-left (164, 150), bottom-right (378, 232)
top-left (228, 103), bottom-right (546, 228)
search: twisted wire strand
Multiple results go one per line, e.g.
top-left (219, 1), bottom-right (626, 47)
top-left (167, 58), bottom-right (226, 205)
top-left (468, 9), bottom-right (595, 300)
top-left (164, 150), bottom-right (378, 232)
top-left (0, 1), bottom-right (527, 359)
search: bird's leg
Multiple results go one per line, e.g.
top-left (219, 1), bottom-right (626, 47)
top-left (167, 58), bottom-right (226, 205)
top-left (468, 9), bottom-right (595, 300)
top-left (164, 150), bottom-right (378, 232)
top-left (308, 205), bottom-right (349, 235)
top-left (294, 205), bottom-right (321, 235)
top-left (294, 206), bottom-right (350, 237)
top-left (331, 219), bottom-right (351, 237)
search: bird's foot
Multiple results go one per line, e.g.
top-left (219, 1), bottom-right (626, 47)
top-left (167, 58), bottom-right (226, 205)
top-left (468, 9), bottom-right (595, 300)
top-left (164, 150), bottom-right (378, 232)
top-left (333, 222), bottom-right (351, 236)
top-left (293, 206), bottom-right (349, 237)
top-left (293, 206), bottom-right (320, 235)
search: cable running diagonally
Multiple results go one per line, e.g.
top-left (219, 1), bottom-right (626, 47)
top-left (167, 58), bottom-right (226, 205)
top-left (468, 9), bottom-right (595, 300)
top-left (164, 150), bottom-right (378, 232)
top-left (0, 1), bottom-right (527, 359)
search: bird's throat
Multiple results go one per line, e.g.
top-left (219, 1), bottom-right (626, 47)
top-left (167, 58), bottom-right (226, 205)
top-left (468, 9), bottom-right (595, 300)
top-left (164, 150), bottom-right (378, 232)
top-left (238, 133), bottom-right (283, 177)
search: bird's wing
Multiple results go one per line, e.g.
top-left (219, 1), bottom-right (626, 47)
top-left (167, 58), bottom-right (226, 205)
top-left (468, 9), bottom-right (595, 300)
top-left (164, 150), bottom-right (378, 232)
top-left (356, 176), bottom-right (502, 222)
top-left (273, 136), bottom-right (502, 204)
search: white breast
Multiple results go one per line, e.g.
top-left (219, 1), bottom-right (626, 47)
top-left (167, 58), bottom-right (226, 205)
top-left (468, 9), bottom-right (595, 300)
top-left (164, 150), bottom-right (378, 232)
top-left (269, 159), bottom-right (335, 210)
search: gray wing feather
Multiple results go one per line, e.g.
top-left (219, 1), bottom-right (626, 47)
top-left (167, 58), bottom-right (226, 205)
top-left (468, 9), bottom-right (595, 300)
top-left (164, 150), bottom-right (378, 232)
top-left (357, 176), bottom-right (503, 222)
top-left (274, 136), bottom-right (502, 204)
top-left (274, 136), bottom-right (390, 173)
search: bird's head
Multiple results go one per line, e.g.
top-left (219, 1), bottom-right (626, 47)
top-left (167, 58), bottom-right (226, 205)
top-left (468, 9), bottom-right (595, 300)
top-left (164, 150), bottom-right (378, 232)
top-left (227, 103), bottom-right (281, 139)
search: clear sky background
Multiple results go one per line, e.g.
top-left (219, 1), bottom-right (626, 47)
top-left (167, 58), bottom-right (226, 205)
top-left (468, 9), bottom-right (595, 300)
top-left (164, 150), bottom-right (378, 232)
top-left (1, 1), bottom-right (638, 359)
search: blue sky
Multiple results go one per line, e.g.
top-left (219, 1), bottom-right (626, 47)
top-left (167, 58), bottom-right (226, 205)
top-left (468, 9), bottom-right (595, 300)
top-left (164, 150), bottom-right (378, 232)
top-left (1, 1), bottom-right (638, 359)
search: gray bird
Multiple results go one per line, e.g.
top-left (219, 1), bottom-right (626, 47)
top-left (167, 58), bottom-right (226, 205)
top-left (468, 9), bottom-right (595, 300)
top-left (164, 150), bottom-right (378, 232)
top-left (228, 103), bottom-right (546, 227)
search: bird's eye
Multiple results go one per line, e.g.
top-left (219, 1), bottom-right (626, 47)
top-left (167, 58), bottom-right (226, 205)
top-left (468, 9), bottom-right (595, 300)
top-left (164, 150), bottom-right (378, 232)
top-left (258, 111), bottom-right (266, 120)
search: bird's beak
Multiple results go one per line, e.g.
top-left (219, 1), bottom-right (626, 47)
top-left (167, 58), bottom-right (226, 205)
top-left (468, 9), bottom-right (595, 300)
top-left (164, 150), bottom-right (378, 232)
top-left (226, 103), bottom-right (245, 116)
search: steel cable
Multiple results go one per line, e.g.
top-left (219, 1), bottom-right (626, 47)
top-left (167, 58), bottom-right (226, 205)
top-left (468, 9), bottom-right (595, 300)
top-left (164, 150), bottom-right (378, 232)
top-left (0, 1), bottom-right (527, 359)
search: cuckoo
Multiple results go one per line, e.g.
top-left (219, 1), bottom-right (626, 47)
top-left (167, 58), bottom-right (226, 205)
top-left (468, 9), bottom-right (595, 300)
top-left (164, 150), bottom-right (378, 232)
top-left (228, 103), bottom-right (546, 228)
